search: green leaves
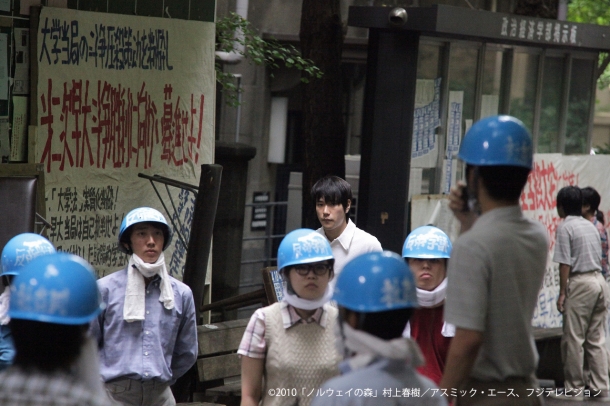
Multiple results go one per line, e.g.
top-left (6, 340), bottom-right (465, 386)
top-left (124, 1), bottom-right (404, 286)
top-left (568, 1), bottom-right (610, 89)
top-left (215, 12), bottom-right (323, 107)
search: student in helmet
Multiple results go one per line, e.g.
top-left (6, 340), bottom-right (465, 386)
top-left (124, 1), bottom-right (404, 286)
top-left (0, 233), bottom-right (56, 372)
top-left (90, 207), bottom-right (197, 406)
top-left (239, 228), bottom-right (341, 406)
top-left (440, 116), bottom-right (548, 404)
top-left (312, 251), bottom-right (446, 406)
top-left (0, 253), bottom-right (114, 405)
top-left (402, 226), bottom-right (454, 384)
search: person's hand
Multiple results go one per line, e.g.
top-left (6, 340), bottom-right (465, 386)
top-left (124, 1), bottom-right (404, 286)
top-left (557, 293), bottom-right (566, 313)
top-left (448, 181), bottom-right (477, 233)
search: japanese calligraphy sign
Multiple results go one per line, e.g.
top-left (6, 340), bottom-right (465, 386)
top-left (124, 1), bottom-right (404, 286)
top-left (413, 154), bottom-right (610, 329)
top-left (35, 7), bottom-right (215, 278)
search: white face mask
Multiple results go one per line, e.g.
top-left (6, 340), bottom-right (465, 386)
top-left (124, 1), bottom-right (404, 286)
top-left (282, 282), bottom-right (333, 311)
top-left (416, 277), bottom-right (447, 308)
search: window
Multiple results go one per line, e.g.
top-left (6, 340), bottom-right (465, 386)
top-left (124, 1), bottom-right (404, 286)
top-left (509, 51), bottom-right (539, 132)
top-left (565, 58), bottom-right (595, 154)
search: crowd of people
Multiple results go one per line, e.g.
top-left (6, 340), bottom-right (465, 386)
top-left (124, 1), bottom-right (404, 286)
top-left (0, 114), bottom-right (607, 405)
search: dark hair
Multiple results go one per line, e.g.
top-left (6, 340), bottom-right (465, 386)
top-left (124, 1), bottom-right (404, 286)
top-left (11, 319), bottom-right (86, 372)
top-left (473, 165), bottom-right (530, 203)
top-left (311, 176), bottom-right (352, 211)
top-left (582, 187), bottom-right (601, 215)
top-left (119, 221), bottom-right (169, 254)
top-left (348, 308), bottom-right (413, 340)
top-left (597, 211), bottom-right (605, 225)
top-left (556, 186), bottom-right (582, 216)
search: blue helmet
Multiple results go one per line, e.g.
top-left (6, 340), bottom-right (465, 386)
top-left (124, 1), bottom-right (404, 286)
top-left (9, 253), bottom-right (104, 325)
top-left (402, 226), bottom-right (452, 259)
top-left (118, 207), bottom-right (172, 254)
top-left (458, 115), bottom-right (533, 169)
top-left (1, 233), bottom-right (56, 277)
top-left (333, 251), bottom-right (417, 312)
top-left (277, 229), bottom-right (333, 272)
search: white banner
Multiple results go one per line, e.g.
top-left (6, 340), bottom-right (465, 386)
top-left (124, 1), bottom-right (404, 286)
top-left (413, 153), bottom-right (610, 328)
top-left (35, 7), bottom-right (215, 278)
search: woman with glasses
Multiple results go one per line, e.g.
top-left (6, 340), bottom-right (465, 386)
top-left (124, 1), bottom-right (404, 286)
top-left (401, 225), bottom-right (454, 385)
top-left (239, 228), bottom-right (341, 406)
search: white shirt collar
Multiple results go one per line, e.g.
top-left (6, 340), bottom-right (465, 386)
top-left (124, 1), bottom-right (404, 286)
top-left (329, 219), bottom-right (356, 250)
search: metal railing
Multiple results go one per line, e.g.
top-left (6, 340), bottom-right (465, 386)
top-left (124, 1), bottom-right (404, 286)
top-left (241, 200), bottom-right (288, 268)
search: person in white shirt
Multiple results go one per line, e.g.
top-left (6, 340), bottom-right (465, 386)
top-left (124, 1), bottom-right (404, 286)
top-left (311, 176), bottom-right (382, 282)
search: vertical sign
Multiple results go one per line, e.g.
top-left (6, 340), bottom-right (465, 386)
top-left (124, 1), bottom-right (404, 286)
top-left (442, 91), bottom-right (464, 193)
top-left (36, 8), bottom-right (215, 277)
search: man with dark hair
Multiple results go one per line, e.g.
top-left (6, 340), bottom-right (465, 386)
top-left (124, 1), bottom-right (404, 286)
top-left (582, 186), bottom-right (608, 277)
top-left (91, 207), bottom-right (197, 406)
top-left (555, 185), bottom-right (609, 395)
top-left (441, 116), bottom-right (548, 405)
top-left (0, 253), bottom-right (114, 406)
top-left (312, 251), bottom-right (445, 406)
top-left (311, 176), bottom-right (382, 280)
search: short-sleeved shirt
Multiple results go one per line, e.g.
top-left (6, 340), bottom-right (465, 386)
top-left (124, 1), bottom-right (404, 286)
top-left (554, 215), bottom-right (602, 273)
top-left (316, 220), bottom-right (382, 279)
top-left (238, 301), bottom-right (328, 358)
top-left (592, 218), bottom-right (608, 276)
top-left (445, 206), bottom-right (548, 381)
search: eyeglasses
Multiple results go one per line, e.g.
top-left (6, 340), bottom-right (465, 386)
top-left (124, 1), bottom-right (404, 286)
top-left (293, 263), bottom-right (332, 276)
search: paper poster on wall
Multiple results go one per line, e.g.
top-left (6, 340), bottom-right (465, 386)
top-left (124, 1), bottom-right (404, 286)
top-left (443, 91), bottom-right (464, 193)
top-left (35, 7), bottom-right (216, 278)
top-left (13, 28), bottom-right (29, 95)
top-left (411, 78), bottom-right (441, 168)
top-left (9, 96), bottom-right (27, 161)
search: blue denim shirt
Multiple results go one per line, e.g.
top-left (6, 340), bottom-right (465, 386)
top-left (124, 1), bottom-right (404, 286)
top-left (90, 267), bottom-right (198, 384)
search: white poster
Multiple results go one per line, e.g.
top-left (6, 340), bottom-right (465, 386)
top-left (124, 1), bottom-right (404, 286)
top-left (35, 8), bottom-right (215, 278)
top-left (411, 78), bottom-right (441, 168)
top-left (413, 153), bottom-right (610, 329)
top-left (442, 91), bottom-right (463, 193)
top-left (9, 96), bottom-right (27, 161)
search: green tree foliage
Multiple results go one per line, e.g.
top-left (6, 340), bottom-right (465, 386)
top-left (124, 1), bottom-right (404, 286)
top-left (568, 0), bottom-right (610, 89)
top-left (216, 12), bottom-right (323, 106)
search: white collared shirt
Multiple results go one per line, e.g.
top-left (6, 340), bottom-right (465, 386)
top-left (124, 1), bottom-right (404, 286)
top-left (316, 220), bottom-right (382, 283)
